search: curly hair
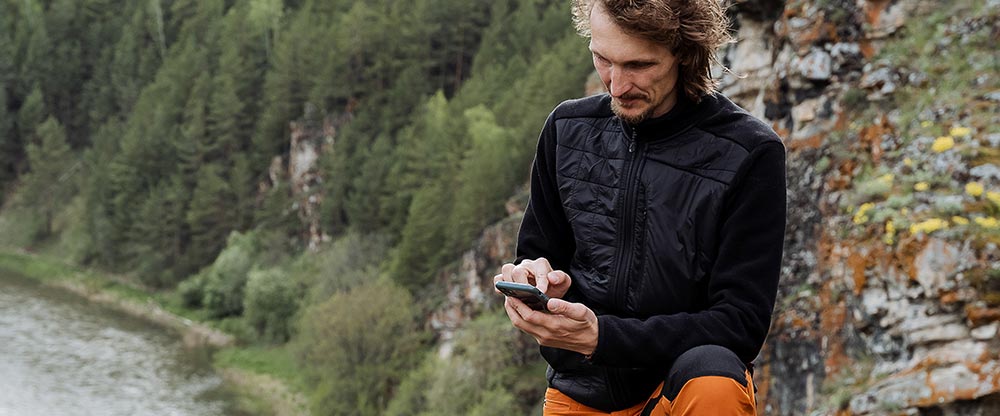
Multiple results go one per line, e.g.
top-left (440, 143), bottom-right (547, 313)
top-left (572, 0), bottom-right (734, 102)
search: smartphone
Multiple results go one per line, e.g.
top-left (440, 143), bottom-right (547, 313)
top-left (495, 281), bottom-right (551, 311)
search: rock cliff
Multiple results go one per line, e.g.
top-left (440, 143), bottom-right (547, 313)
top-left (428, 0), bottom-right (1000, 414)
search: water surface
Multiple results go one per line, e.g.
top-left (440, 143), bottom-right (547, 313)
top-left (0, 271), bottom-right (242, 416)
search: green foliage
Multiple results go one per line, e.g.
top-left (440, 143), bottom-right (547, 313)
top-left (296, 279), bottom-right (427, 416)
top-left (186, 163), bottom-right (239, 271)
top-left (17, 85), bottom-right (47, 140)
top-left (213, 344), bottom-right (302, 387)
top-left (384, 312), bottom-right (545, 416)
top-left (289, 231), bottom-right (391, 303)
top-left (389, 180), bottom-right (455, 292)
top-left (448, 106), bottom-right (519, 252)
top-left (18, 116), bottom-right (75, 240)
top-left (243, 267), bottom-right (300, 343)
top-left (1, 1), bottom-right (597, 412)
top-left (197, 231), bottom-right (259, 318)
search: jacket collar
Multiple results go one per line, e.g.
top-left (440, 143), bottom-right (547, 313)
top-left (619, 93), bottom-right (715, 141)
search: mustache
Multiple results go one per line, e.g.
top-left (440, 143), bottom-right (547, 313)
top-left (615, 93), bottom-right (649, 101)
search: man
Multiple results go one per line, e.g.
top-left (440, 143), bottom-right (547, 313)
top-left (494, 0), bottom-right (786, 415)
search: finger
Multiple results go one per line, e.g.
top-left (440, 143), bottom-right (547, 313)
top-left (525, 258), bottom-right (552, 287)
top-left (548, 270), bottom-right (570, 288)
top-left (493, 274), bottom-right (503, 294)
top-left (504, 297), bottom-right (540, 332)
top-left (547, 298), bottom-right (591, 321)
top-left (501, 263), bottom-right (515, 281)
top-left (507, 297), bottom-right (548, 329)
top-left (511, 263), bottom-right (532, 284)
top-left (535, 270), bottom-right (549, 294)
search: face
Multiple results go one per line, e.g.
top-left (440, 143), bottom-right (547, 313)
top-left (589, 3), bottom-right (681, 125)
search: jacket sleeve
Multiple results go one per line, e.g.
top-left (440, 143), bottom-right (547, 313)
top-left (515, 111), bottom-right (576, 276)
top-left (588, 140), bottom-right (786, 367)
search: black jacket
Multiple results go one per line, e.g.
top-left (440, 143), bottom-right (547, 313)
top-left (516, 92), bottom-right (786, 411)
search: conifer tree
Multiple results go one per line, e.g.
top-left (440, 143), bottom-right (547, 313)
top-left (186, 163), bottom-right (238, 272)
top-left (16, 85), bottom-right (46, 145)
top-left (389, 179), bottom-right (455, 290)
top-left (20, 116), bottom-right (74, 238)
top-left (448, 106), bottom-right (518, 253)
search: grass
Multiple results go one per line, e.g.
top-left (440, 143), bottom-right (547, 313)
top-left (0, 250), bottom-right (83, 282)
top-left (214, 344), bottom-right (304, 389)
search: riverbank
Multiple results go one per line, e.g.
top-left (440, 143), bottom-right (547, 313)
top-left (0, 250), bottom-right (308, 416)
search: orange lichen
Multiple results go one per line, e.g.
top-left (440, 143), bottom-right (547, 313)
top-left (940, 291), bottom-right (962, 305)
top-left (858, 40), bottom-right (877, 59)
top-left (863, 0), bottom-right (892, 28)
top-left (820, 297), bottom-right (850, 372)
top-left (965, 306), bottom-right (1000, 326)
top-left (847, 250), bottom-right (868, 295)
top-left (857, 115), bottom-right (894, 164)
top-left (895, 236), bottom-right (924, 283)
top-left (788, 134), bottom-right (825, 151)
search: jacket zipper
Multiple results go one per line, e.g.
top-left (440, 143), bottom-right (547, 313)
top-left (613, 127), bottom-right (643, 310)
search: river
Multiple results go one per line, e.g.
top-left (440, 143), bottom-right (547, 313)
top-left (0, 271), bottom-right (245, 416)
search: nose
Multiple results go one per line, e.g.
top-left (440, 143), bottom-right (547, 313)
top-left (608, 67), bottom-right (633, 97)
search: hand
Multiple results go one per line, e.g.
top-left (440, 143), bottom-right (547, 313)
top-left (503, 296), bottom-right (598, 356)
top-left (493, 257), bottom-right (572, 299)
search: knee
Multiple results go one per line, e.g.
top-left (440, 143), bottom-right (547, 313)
top-left (664, 345), bottom-right (748, 401)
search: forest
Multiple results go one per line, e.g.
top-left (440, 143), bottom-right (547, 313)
top-left (0, 0), bottom-right (594, 414)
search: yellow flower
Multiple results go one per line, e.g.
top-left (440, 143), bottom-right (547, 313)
top-left (974, 217), bottom-right (999, 229)
top-left (883, 220), bottom-right (896, 245)
top-left (853, 202), bottom-right (876, 225)
top-left (903, 158), bottom-right (914, 167)
top-left (949, 126), bottom-right (972, 137)
top-left (901, 208), bottom-right (909, 216)
top-left (921, 120), bottom-right (933, 128)
top-left (952, 216), bottom-right (969, 225)
top-left (987, 191), bottom-right (1000, 207)
top-left (966, 182), bottom-right (984, 197)
top-left (914, 182), bottom-right (930, 192)
top-left (909, 218), bottom-right (949, 234)
top-left (932, 136), bottom-right (955, 153)
top-left (878, 174), bottom-right (894, 184)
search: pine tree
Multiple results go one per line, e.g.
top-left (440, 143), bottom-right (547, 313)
top-left (389, 179), bottom-right (455, 291)
top-left (185, 163), bottom-right (238, 272)
top-left (20, 116), bottom-right (75, 238)
top-left (448, 106), bottom-right (518, 254)
top-left (16, 85), bottom-right (46, 146)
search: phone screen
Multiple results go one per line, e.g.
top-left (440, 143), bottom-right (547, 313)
top-left (495, 281), bottom-right (550, 311)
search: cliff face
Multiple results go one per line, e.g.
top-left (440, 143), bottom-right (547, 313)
top-left (722, 0), bottom-right (1000, 414)
top-left (428, 0), bottom-right (1000, 414)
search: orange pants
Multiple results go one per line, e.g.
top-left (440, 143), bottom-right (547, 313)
top-left (542, 346), bottom-right (757, 415)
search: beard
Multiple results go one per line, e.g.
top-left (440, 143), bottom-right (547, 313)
top-left (610, 94), bottom-right (656, 125)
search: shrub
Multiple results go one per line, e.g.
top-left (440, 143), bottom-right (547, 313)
top-left (385, 312), bottom-right (545, 416)
top-left (244, 268), bottom-right (300, 343)
top-left (296, 279), bottom-right (427, 416)
top-left (201, 231), bottom-right (259, 318)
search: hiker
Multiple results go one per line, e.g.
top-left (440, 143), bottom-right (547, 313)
top-left (495, 0), bottom-right (786, 414)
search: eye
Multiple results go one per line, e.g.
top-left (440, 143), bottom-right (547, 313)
top-left (593, 54), bottom-right (610, 66)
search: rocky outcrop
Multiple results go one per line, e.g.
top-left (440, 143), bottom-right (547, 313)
top-left (717, 0), bottom-right (1000, 414)
top-left (424, 1), bottom-right (1000, 414)
top-left (269, 104), bottom-right (348, 250)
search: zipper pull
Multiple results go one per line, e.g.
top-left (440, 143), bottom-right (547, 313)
top-left (628, 129), bottom-right (638, 153)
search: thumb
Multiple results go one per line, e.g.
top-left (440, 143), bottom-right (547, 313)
top-left (547, 298), bottom-right (591, 321)
top-left (547, 270), bottom-right (569, 287)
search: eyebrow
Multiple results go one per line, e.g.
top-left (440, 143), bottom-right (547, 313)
top-left (590, 49), bottom-right (658, 67)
